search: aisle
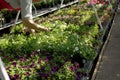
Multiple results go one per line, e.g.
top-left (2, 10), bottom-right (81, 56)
top-left (92, 4), bottom-right (120, 80)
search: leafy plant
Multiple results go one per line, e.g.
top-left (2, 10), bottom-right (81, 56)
top-left (0, 1), bottom-right (114, 79)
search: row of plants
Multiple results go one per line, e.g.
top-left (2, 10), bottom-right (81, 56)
top-left (0, 0), bottom-right (75, 23)
top-left (33, 0), bottom-right (75, 9)
top-left (0, 0), bottom-right (116, 80)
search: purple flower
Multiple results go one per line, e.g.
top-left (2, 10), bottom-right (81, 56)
top-left (44, 57), bottom-right (49, 62)
top-left (38, 59), bottom-right (41, 64)
top-left (39, 73), bottom-right (48, 77)
top-left (75, 62), bottom-right (79, 69)
top-left (29, 63), bottom-right (35, 68)
top-left (76, 72), bottom-right (82, 80)
top-left (30, 51), bottom-right (37, 56)
top-left (70, 66), bottom-right (75, 72)
top-left (76, 72), bottom-right (81, 75)
top-left (51, 66), bottom-right (59, 72)
top-left (76, 72), bottom-right (87, 77)
top-left (22, 66), bottom-right (28, 68)
top-left (82, 73), bottom-right (87, 76)
top-left (47, 56), bottom-right (52, 60)
top-left (14, 74), bottom-right (19, 79)
top-left (12, 62), bottom-right (17, 66)
top-left (74, 18), bottom-right (77, 21)
top-left (20, 58), bottom-right (26, 62)
top-left (41, 66), bottom-right (45, 70)
top-left (26, 71), bottom-right (30, 76)
top-left (40, 50), bottom-right (46, 54)
top-left (76, 75), bottom-right (81, 80)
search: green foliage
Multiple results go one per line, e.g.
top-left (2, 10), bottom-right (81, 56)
top-left (0, 4), bottom-right (101, 60)
top-left (0, 2), bottom-right (110, 80)
top-left (53, 62), bottom-right (75, 80)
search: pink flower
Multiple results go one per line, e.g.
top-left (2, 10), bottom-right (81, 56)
top-left (102, 2), bottom-right (105, 4)
top-left (87, 0), bottom-right (100, 5)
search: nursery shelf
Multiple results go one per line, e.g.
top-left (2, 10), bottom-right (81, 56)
top-left (0, 0), bottom-right (78, 31)
top-left (83, 1), bottom-right (119, 80)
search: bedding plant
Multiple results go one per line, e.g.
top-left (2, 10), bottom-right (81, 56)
top-left (0, 1), bottom-right (114, 80)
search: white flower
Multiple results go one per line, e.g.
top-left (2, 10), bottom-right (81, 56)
top-left (46, 36), bottom-right (49, 38)
top-left (53, 24), bottom-right (56, 26)
top-left (74, 47), bottom-right (79, 51)
top-left (80, 42), bottom-right (83, 45)
top-left (85, 38), bottom-right (89, 43)
top-left (37, 41), bottom-right (40, 44)
top-left (55, 21), bottom-right (58, 24)
top-left (60, 25), bottom-right (67, 30)
top-left (67, 47), bottom-right (69, 50)
top-left (48, 46), bottom-right (51, 48)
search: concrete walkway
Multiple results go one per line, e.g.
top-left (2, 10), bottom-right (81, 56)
top-left (92, 4), bottom-right (120, 80)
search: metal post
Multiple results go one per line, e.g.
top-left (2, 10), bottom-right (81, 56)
top-left (77, 0), bottom-right (80, 6)
top-left (12, 10), bottom-right (21, 32)
top-left (0, 58), bottom-right (10, 80)
top-left (91, 0), bottom-right (103, 30)
top-left (61, 0), bottom-right (64, 6)
top-left (108, 0), bottom-right (113, 10)
top-left (58, 0), bottom-right (64, 9)
top-left (0, 14), bottom-right (4, 28)
top-left (32, 4), bottom-right (37, 15)
top-left (0, 14), bottom-right (2, 28)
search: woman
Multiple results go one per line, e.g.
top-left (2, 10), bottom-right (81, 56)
top-left (5, 0), bottom-right (49, 33)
